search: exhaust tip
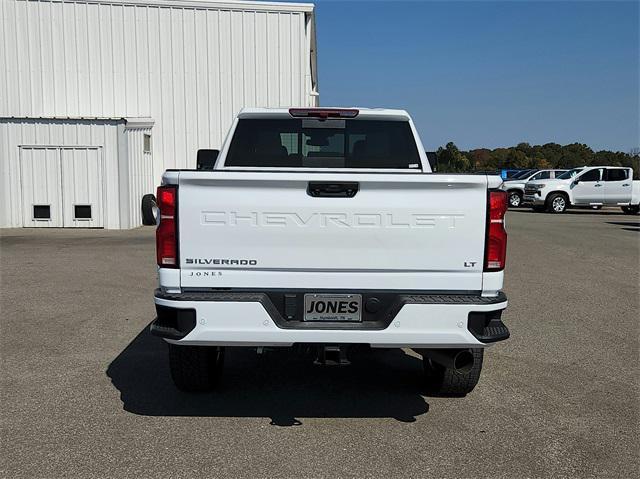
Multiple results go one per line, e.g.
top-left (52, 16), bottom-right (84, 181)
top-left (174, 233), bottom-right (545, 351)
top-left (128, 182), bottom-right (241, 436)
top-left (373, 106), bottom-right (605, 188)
top-left (453, 350), bottom-right (474, 373)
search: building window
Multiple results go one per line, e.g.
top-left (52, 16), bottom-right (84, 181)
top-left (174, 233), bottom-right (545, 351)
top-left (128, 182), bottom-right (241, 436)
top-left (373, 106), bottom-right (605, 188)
top-left (74, 205), bottom-right (92, 220)
top-left (33, 205), bottom-right (51, 220)
top-left (143, 134), bottom-right (152, 153)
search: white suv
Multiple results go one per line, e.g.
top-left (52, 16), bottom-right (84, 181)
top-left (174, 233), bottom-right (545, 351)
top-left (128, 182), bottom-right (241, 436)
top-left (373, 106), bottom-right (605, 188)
top-left (500, 169), bottom-right (567, 207)
top-left (524, 166), bottom-right (640, 214)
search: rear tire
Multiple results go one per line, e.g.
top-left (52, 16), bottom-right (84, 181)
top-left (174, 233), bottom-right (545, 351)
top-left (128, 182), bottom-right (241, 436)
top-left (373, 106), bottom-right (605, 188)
top-left (546, 193), bottom-right (568, 213)
top-left (621, 205), bottom-right (640, 215)
top-left (141, 193), bottom-right (157, 226)
top-left (422, 348), bottom-right (484, 396)
top-left (168, 344), bottom-right (224, 392)
top-left (508, 191), bottom-right (523, 208)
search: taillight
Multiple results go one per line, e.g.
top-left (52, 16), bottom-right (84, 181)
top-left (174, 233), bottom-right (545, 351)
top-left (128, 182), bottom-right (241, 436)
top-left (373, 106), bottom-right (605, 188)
top-left (288, 108), bottom-right (359, 119)
top-left (484, 190), bottom-right (508, 271)
top-left (156, 185), bottom-right (178, 268)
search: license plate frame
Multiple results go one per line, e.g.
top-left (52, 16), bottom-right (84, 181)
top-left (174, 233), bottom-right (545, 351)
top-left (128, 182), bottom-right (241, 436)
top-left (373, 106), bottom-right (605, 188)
top-left (303, 294), bottom-right (362, 322)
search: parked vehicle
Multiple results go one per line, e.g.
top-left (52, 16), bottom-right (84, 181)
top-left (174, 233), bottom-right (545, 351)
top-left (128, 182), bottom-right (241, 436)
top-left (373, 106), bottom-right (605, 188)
top-left (523, 166), bottom-right (640, 214)
top-left (145, 107), bottom-right (511, 396)
top-left (500, 169), bottom-right (568, 207)
top-left (501, 168), bottom-right (533, 180)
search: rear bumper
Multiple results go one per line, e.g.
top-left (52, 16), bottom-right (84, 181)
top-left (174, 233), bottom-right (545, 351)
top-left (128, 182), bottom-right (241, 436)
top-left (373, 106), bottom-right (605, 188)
top-left (152, 290), bottom-right (509, 348)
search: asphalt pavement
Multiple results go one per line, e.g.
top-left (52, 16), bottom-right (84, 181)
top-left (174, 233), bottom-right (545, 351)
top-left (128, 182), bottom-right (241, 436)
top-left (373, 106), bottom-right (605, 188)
top-left (1, 208), bottom-right (638, 478)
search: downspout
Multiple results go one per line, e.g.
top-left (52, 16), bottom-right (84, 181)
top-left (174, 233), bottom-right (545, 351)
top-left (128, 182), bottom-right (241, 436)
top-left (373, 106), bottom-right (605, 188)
top-left (306, 11), bottom-right (319, 106)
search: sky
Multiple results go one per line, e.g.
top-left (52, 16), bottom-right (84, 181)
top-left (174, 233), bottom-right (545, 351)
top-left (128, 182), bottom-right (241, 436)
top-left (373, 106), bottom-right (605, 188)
top-left (311, 0), bottom-right (639, 152)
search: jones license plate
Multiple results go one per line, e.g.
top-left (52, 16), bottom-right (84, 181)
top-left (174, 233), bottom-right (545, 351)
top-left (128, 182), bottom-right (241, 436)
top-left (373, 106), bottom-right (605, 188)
top-left (303, 294), bottom-right (362, 322)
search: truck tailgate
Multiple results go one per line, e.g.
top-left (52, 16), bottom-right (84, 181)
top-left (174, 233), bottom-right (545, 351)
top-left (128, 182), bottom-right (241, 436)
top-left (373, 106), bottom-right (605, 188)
top-left (176, 172), bottom-right (489, 291)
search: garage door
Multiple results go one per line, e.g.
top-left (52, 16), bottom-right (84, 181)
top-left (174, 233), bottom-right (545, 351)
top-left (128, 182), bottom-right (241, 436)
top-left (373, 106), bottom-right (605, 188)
top-left (20, 147), bottom-right (104, 228)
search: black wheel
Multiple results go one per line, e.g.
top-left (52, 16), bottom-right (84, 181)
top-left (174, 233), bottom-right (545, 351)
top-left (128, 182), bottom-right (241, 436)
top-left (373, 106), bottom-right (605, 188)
top-left (422, 349), bottom-right (483, 396)
top-left (168, 344), bottom-right (224, 392)
top-left (508, 191), bottom-right (523, 208)
top-left (141, 193), bottom-right (157, 226)
top-left (532, 205), bottom-right (546, 213)
top-left (621, 205), bottom-right (640, 215)
top-left (546, 193), bottom-right (568, 213)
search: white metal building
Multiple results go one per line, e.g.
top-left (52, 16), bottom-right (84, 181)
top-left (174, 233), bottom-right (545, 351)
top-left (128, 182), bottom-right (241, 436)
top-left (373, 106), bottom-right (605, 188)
top-left (0, 0), bottom-right (318, 229)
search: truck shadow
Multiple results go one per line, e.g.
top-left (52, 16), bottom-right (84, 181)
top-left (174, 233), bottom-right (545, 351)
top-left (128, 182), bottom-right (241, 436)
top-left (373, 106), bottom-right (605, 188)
top-left (509, 209), bottom-right (627, 216)
top-left (606, 221), bottom-right (640, 232)
top-left (106, 326), bottom-right (430, 425)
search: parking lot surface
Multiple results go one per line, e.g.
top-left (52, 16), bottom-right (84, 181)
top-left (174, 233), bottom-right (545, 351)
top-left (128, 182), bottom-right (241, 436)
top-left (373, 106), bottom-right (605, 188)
top-left (1, 209), bottom-right (638, 478)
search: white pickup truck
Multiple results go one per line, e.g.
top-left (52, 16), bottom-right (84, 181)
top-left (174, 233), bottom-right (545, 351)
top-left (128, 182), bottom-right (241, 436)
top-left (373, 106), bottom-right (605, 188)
top-left (523, 166), bottom-right (640, 214)
top-left (147, 108), bottom-right (510, 396)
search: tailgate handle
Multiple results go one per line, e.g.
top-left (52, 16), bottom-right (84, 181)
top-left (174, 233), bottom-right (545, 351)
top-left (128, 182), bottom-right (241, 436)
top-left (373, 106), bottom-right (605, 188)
top-left (307, 182), bottom-right (359, 198)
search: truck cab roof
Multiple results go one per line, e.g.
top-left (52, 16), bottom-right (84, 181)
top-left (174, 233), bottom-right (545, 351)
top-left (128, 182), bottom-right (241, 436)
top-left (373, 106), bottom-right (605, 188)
top-left (237, 107), bottom-right (412, 121)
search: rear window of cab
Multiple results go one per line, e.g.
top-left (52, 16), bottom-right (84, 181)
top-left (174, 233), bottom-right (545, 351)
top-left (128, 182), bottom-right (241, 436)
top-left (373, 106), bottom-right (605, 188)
top-left (225, 118), bottom-right (421, 169)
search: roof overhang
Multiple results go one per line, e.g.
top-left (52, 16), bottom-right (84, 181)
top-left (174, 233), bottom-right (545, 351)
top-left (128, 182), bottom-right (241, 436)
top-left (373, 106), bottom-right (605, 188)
top-left (53, 0), bottom-right (315, 13)
top-left (124, 118), bottom-right (155, 129)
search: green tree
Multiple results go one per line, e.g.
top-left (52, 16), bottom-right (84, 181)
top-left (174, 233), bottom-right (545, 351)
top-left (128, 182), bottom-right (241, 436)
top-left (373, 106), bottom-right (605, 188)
top-left (433, 141), bottom-right (638, 176)
top-left (506, 149), bottom-right (529, 168)
top-left (436, 142), bottom-right (471, 172)
top-left (515, 142), bottom-right (533, 157)
top-left (558, 143), bottom-right (594, 168)
top-left (537, 143), bottom-right (563, 168)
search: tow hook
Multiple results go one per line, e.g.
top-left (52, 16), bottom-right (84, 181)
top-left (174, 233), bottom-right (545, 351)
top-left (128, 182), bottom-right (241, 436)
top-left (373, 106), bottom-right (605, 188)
top-left (314, 345), bottom-right (351, 366)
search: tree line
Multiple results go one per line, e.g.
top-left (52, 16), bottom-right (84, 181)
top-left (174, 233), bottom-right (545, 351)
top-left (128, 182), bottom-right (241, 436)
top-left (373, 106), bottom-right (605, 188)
top-left (435, 142), bottom-right (640, 179)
